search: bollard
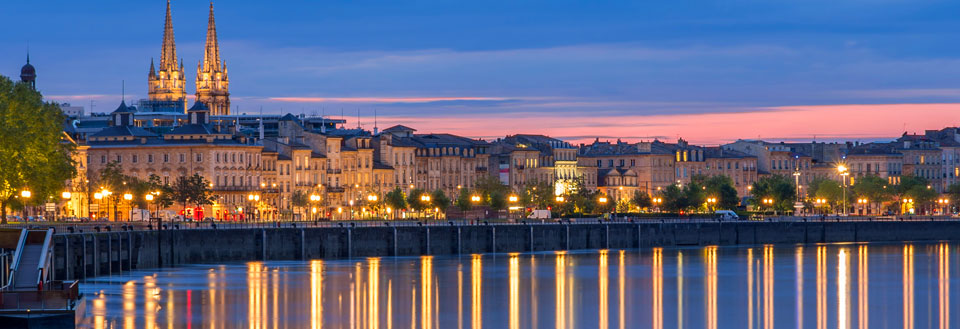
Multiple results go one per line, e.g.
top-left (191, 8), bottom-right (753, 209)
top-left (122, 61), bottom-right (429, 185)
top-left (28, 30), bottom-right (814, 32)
top-left (384, 222), bottom-right (391, 227)
top-left (350, 223), bottom-right (356, 228)
top-left (162, 224), bottom-right (168, 230)
top-left (449, 221), bottom-right (455, 226)
top-left (94, 226), bottom-right (101, 232)
top-left (417, 222), bottom-right (423, 227)
top-left (292, 223), bottom-right (297, 228)
top-left (174, 224), bottom-right (180, 230)
top-left (211, 223), bottom-right (217, 229)
top-left (338, 223), bottom-right (344, 228)
top-left (105, 226), bottom-right (111, 232)
top-left (147, 224), bottom-right (153, 231)
top-left (67, 227), bottom-right (75, 234)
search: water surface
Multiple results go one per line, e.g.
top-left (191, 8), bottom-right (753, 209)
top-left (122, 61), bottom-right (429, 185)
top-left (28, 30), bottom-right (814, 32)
top-left (79, 242), bottom-right (959, 328)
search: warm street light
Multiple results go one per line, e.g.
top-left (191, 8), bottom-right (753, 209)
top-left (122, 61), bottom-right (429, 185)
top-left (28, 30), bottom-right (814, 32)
top-left (145, 194), bottom-right (155, 201)
top-left (123, 193), bottom-right (133, 201)
top-left (61, 191), bottom-right (72, 199)
top-left (20, 190), bottom-right (31, 198)
top-left (310, 194), bottom-right (321, 202)
top-left (707, 197), bottom-right (717, 204)
top-left (599, 196), bottom-right (608, 203)
top-left (555, 196), bottom-right (565, 202)
top-left (471, 195), bottom-right (481, 203)
top-left (421, 195), bottom-right (431, 202)
top-left (367, 194), bottom-right (378, 202)
top-left (508, 195), bottom-right (518, 203)
top-left (94, 193), bottom-right (103, 200)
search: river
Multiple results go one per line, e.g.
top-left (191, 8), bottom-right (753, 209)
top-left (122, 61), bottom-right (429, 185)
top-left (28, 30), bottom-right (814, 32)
top-left (78, 242), bottom-right (957, 328)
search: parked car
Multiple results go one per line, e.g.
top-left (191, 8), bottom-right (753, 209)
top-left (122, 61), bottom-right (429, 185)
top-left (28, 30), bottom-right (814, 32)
top-left (715, 210), bottom-right (739, 221)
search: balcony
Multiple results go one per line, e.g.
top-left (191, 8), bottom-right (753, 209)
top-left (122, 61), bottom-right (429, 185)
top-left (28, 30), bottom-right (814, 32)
top-left (212, 186), bottom-right (254, 192)
top-left (327, 169), bottom-right (342, 174)
top-left (326, 186), bottom-right (346, 193)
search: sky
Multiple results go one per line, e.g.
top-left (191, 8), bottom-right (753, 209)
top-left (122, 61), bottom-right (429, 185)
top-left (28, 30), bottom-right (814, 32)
top-left (5, 0), bottom-right (960, 145)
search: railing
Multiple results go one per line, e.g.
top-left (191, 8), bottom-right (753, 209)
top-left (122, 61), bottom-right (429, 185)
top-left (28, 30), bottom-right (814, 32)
top-left (1, 229), bottom-right (26, 291)
top-left (0, 280), bottom-right (79, 310)
top-left (1, 214), bottom-right (959, 235)
top-left (35, 229), bottom-right (53, 289)
top-left (0, 251), bottom-right (10, 292)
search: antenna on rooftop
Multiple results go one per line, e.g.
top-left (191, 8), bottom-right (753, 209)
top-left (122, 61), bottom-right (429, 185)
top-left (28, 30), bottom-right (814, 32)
top-left (121, 80), bottom-right (125, 103)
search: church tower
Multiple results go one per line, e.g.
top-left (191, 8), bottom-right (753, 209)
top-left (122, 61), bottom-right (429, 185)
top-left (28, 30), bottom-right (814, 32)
top-left (20, 53), bottom-right (36, 90)
top-left (195, 2), bottom-right (230, 116)
top-left (148, 0), bottom-right (187, 111)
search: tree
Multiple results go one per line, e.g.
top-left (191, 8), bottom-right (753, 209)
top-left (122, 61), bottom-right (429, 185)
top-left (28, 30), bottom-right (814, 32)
top-left (431, 189), bottom-right (451, 213)
top-left (98, 161), bottom-right (127, 220)
top-left (0, 75), bottom-right (76, 223)
top-left (946, 182), bottom-right (960, 208)
top-left (808, 177), bottom-right (845, 212)
top-left (657, 181), bottom-right (708, 213)
top-left (520, 181), bottom-right (554, 209)
top-left (631, 190), bottom-right (653, 210)
top-left (595, 193), bottom-right (615, 213)
top-left (171, 176), bottom-right (192, 218)
top-left (407, 188), bottom-right (429, 213)
top-left (693, 175), bottom-right (739, 210)
top-left (385, 187), bottom-right (407, 215)
top-left (455, 188), bottom-right (472, 211)
top-left (851, 175), bottom-right (892, 213)
top-left (291, 190), bottom-right (309, 220)
top-left (750, 175), bottom-right (796, 214)
top-left (146, 174), bottom-right (174, 211)
top-left (169, 174), bottom-right (213, 220)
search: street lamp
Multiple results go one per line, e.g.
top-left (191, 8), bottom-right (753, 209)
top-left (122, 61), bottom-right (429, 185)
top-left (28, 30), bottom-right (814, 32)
top-left (471, 195), bottom-right (481, 203)
top-left (20, 190), bottom-right (31, 198)
top-left (652, 197), bottom-right (663, 212)
top-left (838, 165), bottom-right (849, 215)
top-left (555, 196), bottom-right (565, 203)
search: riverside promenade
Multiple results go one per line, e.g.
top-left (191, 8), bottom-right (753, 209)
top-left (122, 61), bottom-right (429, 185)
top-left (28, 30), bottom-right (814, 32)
top-left (47, 218), bottom-right (960, 281)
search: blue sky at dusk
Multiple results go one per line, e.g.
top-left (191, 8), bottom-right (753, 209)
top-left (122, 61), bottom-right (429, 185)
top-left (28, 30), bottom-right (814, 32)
top-left (5, 0), bottom-right (960, 143)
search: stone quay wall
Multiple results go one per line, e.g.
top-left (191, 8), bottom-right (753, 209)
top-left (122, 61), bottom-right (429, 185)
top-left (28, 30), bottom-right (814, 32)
top-left (51, 220), bottom-right (960, 280)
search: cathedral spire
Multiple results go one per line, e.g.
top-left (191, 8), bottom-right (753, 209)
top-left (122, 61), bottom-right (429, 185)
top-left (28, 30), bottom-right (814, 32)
top-left (203, 2), bottom-right (220, 72)
top-left (149, 58), bottom-right (156, 78)
top-left (160, 0), bottom-right (177, 69)
top-left (148, 0), bottom-right (187, 111)
top-left (196, 1), bottom-right (230, 115)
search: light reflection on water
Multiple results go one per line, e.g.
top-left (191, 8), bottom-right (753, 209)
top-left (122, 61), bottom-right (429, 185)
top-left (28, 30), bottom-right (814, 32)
top-left (79, 242), bottom-right (960, 328)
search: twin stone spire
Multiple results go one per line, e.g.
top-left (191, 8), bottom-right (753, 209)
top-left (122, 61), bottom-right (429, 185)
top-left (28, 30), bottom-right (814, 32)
top-left (148, 1), bottom-right (230, 115)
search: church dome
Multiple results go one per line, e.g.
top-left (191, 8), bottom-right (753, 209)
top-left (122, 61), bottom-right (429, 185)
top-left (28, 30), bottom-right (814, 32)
top-left (20, 60), bottom-right (36, 82)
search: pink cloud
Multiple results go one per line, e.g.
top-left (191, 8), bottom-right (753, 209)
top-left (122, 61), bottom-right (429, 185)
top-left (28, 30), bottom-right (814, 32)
top-left (269, 96), bottom-right (519, 103)
top-left (362, 103), bottom-right (960, 145)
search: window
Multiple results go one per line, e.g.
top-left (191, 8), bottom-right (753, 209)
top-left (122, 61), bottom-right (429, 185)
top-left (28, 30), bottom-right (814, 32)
top-left (180, 154), bottom-right (185, 163)
top-left (163, 154), bottom-right (169, 163)
top-left (148, 154), bottom-right (154, 163)
top-left (101, 155), bottom-right (106, 164)
top-left (619, 159), bottom-right (625, 167)
top-left (132, 155), bottom-right (138, 163)
top-left (631, 159), bottom-right (635, 166)
top-left (196, 154), bottom-right (202, 162)
top-left (608, 159), bottom-right (614, 167)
